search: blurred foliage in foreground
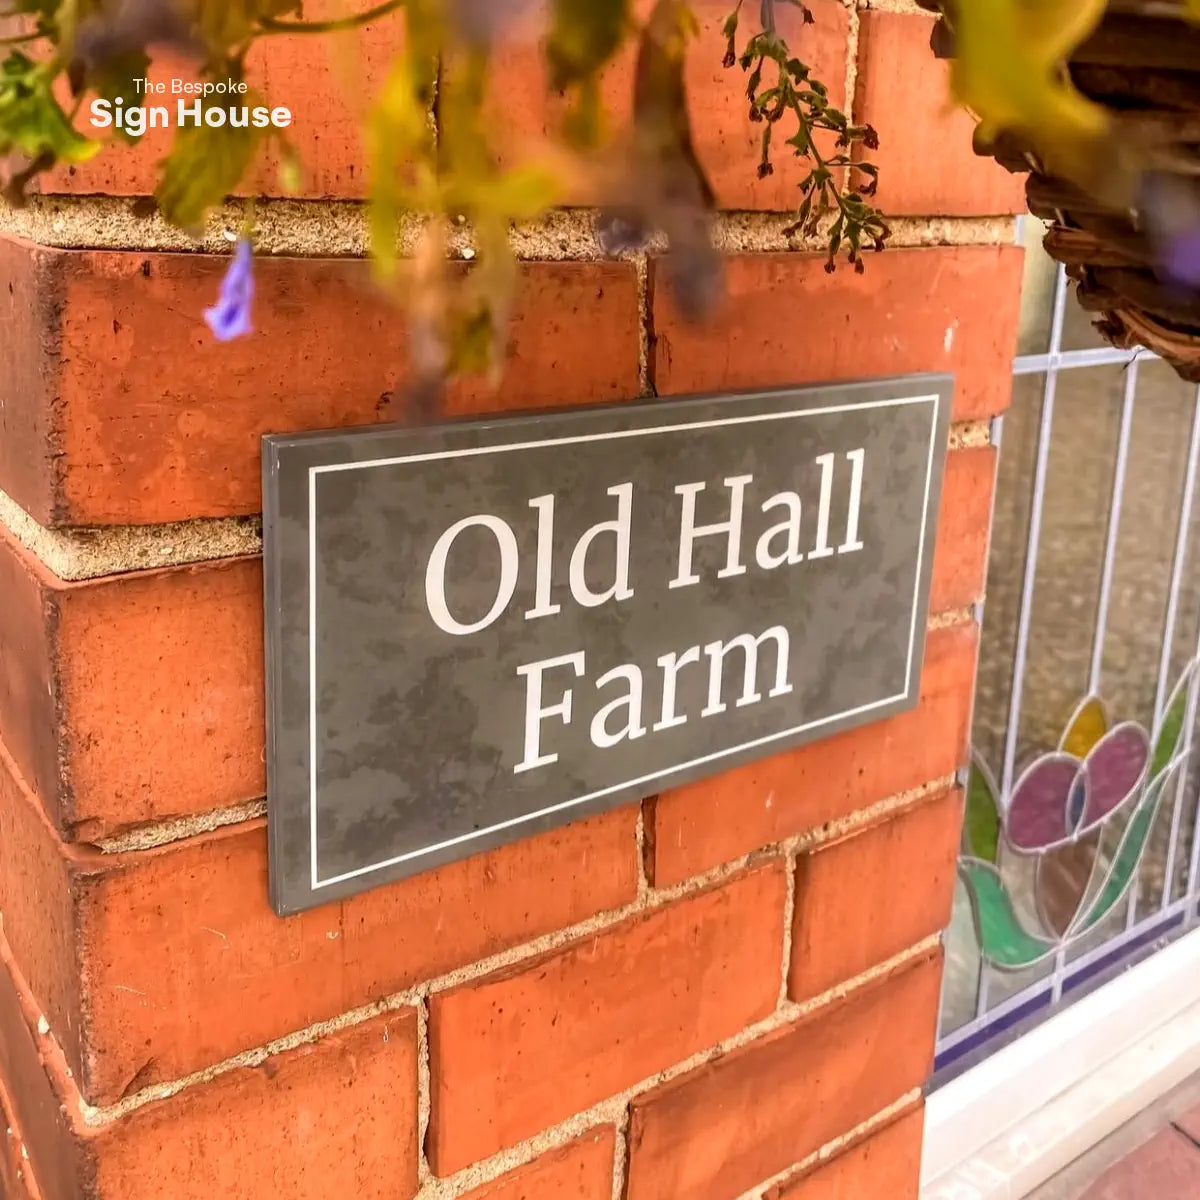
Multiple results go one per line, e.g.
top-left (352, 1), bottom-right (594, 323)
top-left (933, 0), bottom-right (1200, 209)
top-left (0, 0), bottom-right (885, 384)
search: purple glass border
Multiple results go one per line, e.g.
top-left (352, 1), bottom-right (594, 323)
top-left (934, 904), bottom-right (1195, 1083)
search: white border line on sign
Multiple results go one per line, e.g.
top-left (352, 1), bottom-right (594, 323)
top-left (307, 393), bottom-right (942, 891)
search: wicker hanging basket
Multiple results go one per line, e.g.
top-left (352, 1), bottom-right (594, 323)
top-left (922, 1), bottom-right (1200, 381)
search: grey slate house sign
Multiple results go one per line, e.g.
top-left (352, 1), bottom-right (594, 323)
top-left (263, 376), bottom-right (952, 914)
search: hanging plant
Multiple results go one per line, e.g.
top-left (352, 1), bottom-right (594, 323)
top-left (921, 0), bottom-right (1200, 381)
top-left (0, 0), bottom-right (885, 399)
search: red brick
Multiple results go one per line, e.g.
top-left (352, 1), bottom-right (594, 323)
top-left (854, 13), bottom-right (1026, 217)
top-left (0, 736), bottom-right (639, 1105)
top-left (769, 1106), bottom-right (925, 1200)
top-left (0, 239), bottom-right (641, 526)
top-left (0, 922), bottom-right (82, 1200)
top-left (646, 620), bottom-right (976, 886)
top-left (0, 916), bottom-right (421, 1200)
top-left (0, 1074), bottom-right (45, 1200)
top-left (0, 527), bottom-right (58, 835)
top-left (0, 239), bottom-right (58, 521)
top-left (428, 862), bottom-right (787, 1174)
top-left (0, 530), bottom-right (264, 838)
top-left (55, 557), bottom-right (264, 836)
top-left (788, 789), bottom-right (963, 1000)
top-left (931, 445), bottom-right (996, 614)
top-left (0, 735), bottom-right (84, 1082)
top-left (41, 4), bottom-right (405, 200)
top-left (91, 1008), bottom-right (420, 1200)
top-left (460, 1129), bottom-right (616, 1200)
top-left (482, 0), bottom-right (848, 212)
top-left (624, 953), bottom-right (941, 1200)
top-left (687, 0), bottom-right (850, 211)
top-left (650, 248), bottom-right (1023, 421)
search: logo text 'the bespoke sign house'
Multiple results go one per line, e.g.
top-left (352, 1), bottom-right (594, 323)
top-left (263, 379), bottom-right (951, 914)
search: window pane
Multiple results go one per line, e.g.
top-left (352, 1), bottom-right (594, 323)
top-left (936, 358), bottom-right (1200, 1076)
top-left (1061, 284), bottom-right (1110, 352)
top-left (1015, 214), bottom-right (1112, 354)
top-left (972, 373), bottom-right (1042, 775)
top-left (1017, 219), bottom-right (1056, 358)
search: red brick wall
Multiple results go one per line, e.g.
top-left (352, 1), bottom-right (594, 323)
top-left (0, 6), bottom-right (1022, 1198)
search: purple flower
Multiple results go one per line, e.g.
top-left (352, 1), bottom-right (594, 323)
top-left (204, 239), bottom-right (254, 341)
top-left (1139, 172), bottom-right (1200, 290)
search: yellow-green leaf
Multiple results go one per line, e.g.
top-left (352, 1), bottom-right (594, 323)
top-left (478, 164), bottom-right (563, 221)
top-left (546, 0), bottom-right (631, 90)
top-left (367, 55), bottom-right (436, 274)
top-left (155, 103), bottom-right (263, 229)
top-left (949, 0), bottom-right (1111, 195)
top-left (0, 53), bottom-right (99, 165)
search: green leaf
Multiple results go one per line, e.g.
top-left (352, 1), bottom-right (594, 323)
top-left (88, 48), bottom-right (152, 145)
top-left (0, 54), bottom-right (98, 165)
top-left (546, 0), bottom-right (631, 90)
top-left (964, 754), bottom-right (1001, 863)
top-left (196, 0), bottom-right (257, 49)
top-left (367, 54), bottom-right (436, 275)
top-left (480, 165), bottom-right (562, 221)
top-left (275, 137), bottom-right (303, 194)
top-left (154, 101), bottom-right (263, 229)
top-left (12, 0), bottom-right (58, 20)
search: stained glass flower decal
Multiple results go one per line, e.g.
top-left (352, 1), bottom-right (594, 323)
top-left (959, 660), bottom-right (1198, 970)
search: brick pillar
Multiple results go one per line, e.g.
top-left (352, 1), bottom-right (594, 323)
top-left (0, 7), bottom-right (1023, 1198)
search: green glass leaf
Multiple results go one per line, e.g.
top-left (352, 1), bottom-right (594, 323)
top-left (1151, 662), bottom-right (1197, 781)
top-left (1077, 766), bottom-right (1178, 932)
top-left (959, 859), bottom-right (1054, 969)
top-left (964, 754), bottom-right (1001, 864)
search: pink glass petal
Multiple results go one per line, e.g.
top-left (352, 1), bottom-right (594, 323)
top-left (1080, 722), bottom-right (1150, 830)
top-left (1007, 756), bottom-right (1079, 851)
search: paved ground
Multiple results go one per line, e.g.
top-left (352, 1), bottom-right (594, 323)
top-left (1031, 1073), bottom-right (1200, 1199)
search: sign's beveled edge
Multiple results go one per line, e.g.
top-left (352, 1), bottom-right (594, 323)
top-left (263, 375), bottom-right (954, 916)
top-left (262, 437), bottom-right (293, 916)
top-left (262, 373), bottom-right (950, 461)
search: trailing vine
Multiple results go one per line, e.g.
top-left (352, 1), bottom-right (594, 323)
top-left (724, 0), bottom-right (887, 272)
